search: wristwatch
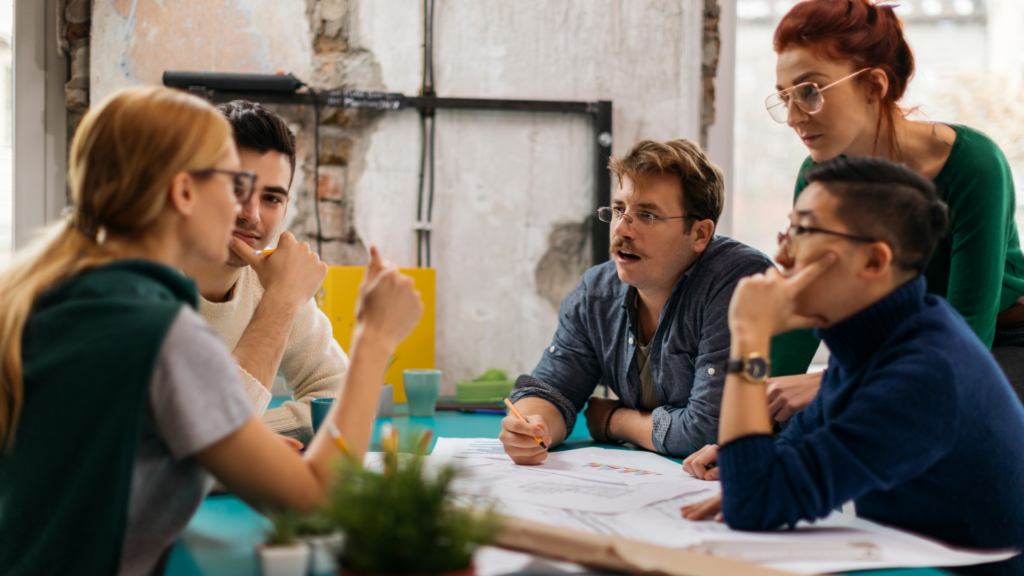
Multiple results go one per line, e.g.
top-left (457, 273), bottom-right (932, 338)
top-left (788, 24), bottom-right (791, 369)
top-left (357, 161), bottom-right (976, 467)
top-left (725, 353), bottom-right (771, 383)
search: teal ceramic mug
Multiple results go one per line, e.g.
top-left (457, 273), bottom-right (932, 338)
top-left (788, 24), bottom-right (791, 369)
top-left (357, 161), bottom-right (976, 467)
top-left (311, 397), bottom-right (333, 433)
top-left (404, 369), bottom-right (442, 417)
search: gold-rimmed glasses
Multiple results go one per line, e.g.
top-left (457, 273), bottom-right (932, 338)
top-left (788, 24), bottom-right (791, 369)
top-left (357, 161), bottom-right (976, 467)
top-left (765, 68), bottom-right (871, 123)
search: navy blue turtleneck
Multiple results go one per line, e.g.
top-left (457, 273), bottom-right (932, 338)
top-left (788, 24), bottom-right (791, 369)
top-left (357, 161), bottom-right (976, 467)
top-left (718, 276), bottom-right (1024, 575)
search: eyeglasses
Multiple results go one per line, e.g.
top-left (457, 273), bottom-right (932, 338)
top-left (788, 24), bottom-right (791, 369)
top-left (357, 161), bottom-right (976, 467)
top-left (777, 223), bottom-right (876, 258)
top-left (765, 68), bottom-right (871, 124)
top-left (597, 206), bottom-right (697, 229)
top-left (190, 169), bottom-right (258, 205)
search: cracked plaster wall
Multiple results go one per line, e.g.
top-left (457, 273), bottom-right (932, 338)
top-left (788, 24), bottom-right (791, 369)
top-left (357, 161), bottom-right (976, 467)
top-left (87, 0), bottom-right (709, 393)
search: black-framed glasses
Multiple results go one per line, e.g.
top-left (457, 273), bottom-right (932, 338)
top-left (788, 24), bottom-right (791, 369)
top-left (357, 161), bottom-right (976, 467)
top-left (765, 68), bottom-right (871, 123)
top-left (777, 223), bottom-right (876, 258)
top-left (191, 169), bottom-right (258, 205)
top-left (597, 206), bottom-right (697, 229)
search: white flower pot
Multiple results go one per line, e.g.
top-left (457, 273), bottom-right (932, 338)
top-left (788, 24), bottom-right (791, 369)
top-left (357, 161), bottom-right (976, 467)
top-left (257, 543), bottom-right (310, 576)
top-left (300, 531), bottom-right (345, 575)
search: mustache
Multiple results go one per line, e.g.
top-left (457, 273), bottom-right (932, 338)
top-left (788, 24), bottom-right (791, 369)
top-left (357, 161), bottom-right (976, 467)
top-left (609, 238), bottom-right (646, 259)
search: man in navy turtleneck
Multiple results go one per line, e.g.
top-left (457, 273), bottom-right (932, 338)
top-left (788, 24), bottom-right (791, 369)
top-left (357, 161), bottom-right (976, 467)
top-left (680, 157), bottom-right (1024, 575)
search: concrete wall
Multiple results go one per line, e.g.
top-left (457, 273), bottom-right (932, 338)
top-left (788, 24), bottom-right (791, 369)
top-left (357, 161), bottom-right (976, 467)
top-left (89, 0), bottom-right (707, 393)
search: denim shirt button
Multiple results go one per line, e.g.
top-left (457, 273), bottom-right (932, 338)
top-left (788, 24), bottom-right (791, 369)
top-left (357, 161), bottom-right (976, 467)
top-left (549, 346), bottom-right (556, 353)
top-left (629, 337), bottom-right (635, 345)
top-left (708, 367), bottom-right (716, 375)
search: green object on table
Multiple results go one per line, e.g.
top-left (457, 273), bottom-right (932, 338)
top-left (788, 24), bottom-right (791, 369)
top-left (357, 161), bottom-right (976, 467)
top-left (325, 430), bottom-right (499, 574)
top-left (166, 403), bottom-right (953, 576)
top-left (455, 368), bottom-right (514, 403)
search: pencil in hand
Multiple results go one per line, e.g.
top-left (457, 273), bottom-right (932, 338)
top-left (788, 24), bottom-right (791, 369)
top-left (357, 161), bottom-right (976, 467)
top-left (503, 397), bottom-right (548, 449)
top-left (253, 248), bottom-right (276, 255)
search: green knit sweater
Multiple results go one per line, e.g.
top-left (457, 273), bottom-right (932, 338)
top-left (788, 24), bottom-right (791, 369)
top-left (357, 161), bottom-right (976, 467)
top-left (0, 260), bottom-right (197, 576)
top-left (795, 124), bottom-right (1024, 348)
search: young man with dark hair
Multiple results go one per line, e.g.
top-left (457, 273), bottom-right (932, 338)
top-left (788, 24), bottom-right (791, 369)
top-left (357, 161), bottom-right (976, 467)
top-left (185, 100), bottom-right (343, 443)
top-left (501, 139), bottom-right (813, 461)
top-left (682, 157), bottom-right (1024, 574)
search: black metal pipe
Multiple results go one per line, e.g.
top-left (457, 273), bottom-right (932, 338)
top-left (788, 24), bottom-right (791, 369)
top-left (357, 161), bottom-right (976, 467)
top-left (185, 85), bottom-right (613, 268)
top-left (200, 89), bottom-right (597, 115)
top-left (405, 96), bottom-right (594, 114)
top-left (592, 101), bottom-right (613, 267)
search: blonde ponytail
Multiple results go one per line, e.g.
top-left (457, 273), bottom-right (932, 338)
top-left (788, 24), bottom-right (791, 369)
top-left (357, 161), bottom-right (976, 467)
top-left (0, 86), bottom-right (232, 449)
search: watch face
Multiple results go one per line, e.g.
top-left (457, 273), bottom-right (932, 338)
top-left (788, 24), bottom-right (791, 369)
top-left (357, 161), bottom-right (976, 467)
top-left (746, 357), bottom-right (769, 380)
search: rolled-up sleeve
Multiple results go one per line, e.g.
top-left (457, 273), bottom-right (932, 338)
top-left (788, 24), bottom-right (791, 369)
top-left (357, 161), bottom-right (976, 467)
top-left (510, 280), bottom-right (603, 436)
top-left (652, 258), bottom-right (778, 456)
top-left (651, 285), bottom-right (732, 456)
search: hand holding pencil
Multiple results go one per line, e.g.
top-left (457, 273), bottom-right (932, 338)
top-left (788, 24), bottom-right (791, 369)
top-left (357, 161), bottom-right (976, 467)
top-left (499, 397), bottom-right (553, 465)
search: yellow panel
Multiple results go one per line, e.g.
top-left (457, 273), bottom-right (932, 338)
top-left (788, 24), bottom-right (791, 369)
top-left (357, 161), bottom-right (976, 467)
top-left (318, 266), bottom-right (436, 403)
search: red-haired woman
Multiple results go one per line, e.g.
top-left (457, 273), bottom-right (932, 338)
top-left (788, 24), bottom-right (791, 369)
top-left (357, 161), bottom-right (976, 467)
top-left (764, 0), bottom-right (1024, 419)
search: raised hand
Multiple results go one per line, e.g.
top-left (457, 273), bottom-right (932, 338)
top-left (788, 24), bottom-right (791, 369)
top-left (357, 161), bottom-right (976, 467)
top-left (355, 246), bottom-right (424, 350)
top-left (728, 253), bottom-right (837, 341)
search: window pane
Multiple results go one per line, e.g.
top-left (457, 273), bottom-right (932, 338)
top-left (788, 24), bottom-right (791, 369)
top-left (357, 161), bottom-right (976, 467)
top-left (733, 0), bottom-right (1022, 258)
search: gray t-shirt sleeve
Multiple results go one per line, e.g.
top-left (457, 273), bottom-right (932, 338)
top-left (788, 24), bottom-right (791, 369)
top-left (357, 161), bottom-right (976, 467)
top-left (150, 306), bottom-right (253, 459)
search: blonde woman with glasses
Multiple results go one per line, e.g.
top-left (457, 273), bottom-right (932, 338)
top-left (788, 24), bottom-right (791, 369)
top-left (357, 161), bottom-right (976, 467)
top-left (0, 86), bottom-right (422, 575)
top-left (761, 0), bottom-right (1024, 421)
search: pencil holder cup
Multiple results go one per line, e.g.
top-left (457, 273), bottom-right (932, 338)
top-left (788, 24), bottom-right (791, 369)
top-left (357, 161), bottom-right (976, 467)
top-left (404, 369), bottom-right (442, 417)
top-left (310, 398), bottom-right (333, 433)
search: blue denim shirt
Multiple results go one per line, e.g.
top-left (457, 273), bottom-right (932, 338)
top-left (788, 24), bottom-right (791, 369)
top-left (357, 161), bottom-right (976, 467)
top-left (511, 235), bottom-right (781, 457)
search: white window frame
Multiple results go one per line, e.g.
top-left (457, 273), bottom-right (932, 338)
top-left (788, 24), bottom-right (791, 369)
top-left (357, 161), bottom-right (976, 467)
top-left (13, 0), bottom-right (66, 249)
top-left (707, 0), bottom-right (736, 238)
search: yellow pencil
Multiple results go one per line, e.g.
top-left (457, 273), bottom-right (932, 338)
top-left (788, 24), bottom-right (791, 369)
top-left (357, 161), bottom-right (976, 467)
top-left (503, 397), bottom-right (548, 449)
top-left (253, 248), bottom-right (276, 255)
top-left (327, 422), bottom-right (354, 459)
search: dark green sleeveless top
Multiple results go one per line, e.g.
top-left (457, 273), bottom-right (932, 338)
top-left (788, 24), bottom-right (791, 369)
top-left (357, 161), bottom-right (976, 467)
top-left (0, 260), bottom-right (198, 575)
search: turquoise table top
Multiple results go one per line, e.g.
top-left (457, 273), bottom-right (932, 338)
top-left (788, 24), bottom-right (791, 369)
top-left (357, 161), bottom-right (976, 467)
top-left (165, 398), bottom-right (947, 576)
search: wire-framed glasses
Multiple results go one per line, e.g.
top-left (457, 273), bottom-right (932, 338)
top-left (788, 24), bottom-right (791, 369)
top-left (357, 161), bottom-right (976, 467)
top-left (191, 169), bottom-right (258, 205)
top-left (777, 223), bottom-right (876, 258)
top-left (597, 206), bottom-right (697, 229)
top-left (765, 68), bottom-right (871, 124)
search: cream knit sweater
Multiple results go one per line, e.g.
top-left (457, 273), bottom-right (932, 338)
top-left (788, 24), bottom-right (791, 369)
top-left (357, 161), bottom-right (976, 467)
top-left (199, 266), bottom-right (348, 441)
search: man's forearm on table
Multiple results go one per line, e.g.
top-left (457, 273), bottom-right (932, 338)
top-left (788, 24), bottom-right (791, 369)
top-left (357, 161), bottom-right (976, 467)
top-left (608, 408), bottom-right (656, 451)
top-left (232, 293), bottom-right (303, 390)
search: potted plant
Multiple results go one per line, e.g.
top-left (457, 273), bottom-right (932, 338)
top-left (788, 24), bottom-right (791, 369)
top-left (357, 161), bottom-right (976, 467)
top-left (257, 508), bottom-right (310, 576)
top-left (297, 510), bottom-right (344, 575)
top-left (325, 428), bottom-right (500, 575)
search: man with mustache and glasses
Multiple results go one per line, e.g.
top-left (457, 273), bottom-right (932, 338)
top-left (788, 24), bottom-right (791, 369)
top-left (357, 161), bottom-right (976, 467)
top-left (184, 101), bottom-right (345, 444)
top-left (501, 139), bottom-right (815, 461)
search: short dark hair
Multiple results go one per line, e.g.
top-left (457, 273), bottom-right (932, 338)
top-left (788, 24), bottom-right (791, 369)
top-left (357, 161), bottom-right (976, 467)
top-left (217, 100), bottom-right (297, 187)
top-left (608, 139), bottom-right (725, 230)
top-left (804, 157), bottom-right (949, 274)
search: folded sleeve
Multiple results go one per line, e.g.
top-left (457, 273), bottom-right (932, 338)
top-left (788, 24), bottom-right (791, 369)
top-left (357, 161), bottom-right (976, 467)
top-left (718, 351), bottom-right (958, 531)
top-left (149, 308), bottom-right (253, 460)
top-left (650, 288), bottom-right (731, 456)
top-left (652, 255), bottom-right (777, 456)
